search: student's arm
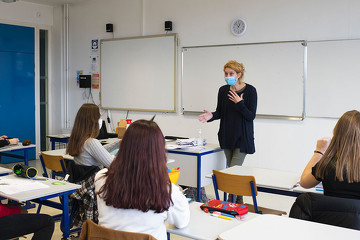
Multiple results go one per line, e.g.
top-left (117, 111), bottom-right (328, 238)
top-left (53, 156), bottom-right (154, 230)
top-left (167, 184), bottom-right (190, 228)
top-left (87, 139), bottom-right (114, 168)
top-left (300, 137), bottom-right (331, 188)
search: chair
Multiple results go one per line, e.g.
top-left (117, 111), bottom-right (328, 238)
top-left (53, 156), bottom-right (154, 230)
top-left (79, 219), bottom-right (157, 240)
top-left (39, 152), bottom-right (67, 179)
top-left (289, 192), bottom-right (360, 230)
top-left (212, 169), bottom-right (287, 215)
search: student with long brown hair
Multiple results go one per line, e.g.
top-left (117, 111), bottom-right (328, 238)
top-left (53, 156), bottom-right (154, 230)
top-left (95, 120), bottom-right (190, 240)
top-left (300, 110), bottom-right (360, 199)
top-left (66, 103), bottom-right (114, 167)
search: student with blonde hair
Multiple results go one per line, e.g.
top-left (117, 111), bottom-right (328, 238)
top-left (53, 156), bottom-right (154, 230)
top-left (300, 110), bottom-right (360, 199)
top-left (198, 60), bottom-right (258, 203)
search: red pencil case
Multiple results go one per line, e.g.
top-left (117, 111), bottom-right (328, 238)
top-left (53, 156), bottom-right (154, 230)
top-left (200, 199), bottom-right (248, 216)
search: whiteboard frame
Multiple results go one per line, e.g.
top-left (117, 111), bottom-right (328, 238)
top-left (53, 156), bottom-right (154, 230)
top-left (181, 40), bottom-right (307, 120)
top-left (100, 34), bottom-right (177, 112)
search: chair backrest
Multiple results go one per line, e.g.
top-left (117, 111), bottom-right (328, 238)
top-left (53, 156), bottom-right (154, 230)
top-left (40, 152), bottom-right (66, 178)
top-left (212, 169), bottom-right (258, 197)
top-left (79, 219), bottom-right (157, 240)
top-left (289, 192), bottom-right (360, 230)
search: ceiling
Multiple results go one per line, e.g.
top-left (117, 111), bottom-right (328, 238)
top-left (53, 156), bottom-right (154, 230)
top-left (16, 0), bottom-right (87, 6)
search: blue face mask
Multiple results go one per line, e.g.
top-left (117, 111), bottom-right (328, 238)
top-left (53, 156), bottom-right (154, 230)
top-left (225, 76), bottom-right (237, 85)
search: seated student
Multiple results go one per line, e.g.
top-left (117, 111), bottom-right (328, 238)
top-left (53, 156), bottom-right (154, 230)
top-left (66, 104), bottom-right (115, 168)
top-left (0, 203), bottom-right (54, 240)
top-left (300, 110), bottom-right (360, 199)
top-left (0, 135), bottom-right (19, 148)
top-left (95, 120), bottom-right (190, 240)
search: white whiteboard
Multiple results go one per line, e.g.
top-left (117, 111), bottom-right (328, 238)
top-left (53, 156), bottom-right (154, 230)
top-left (182, 41), bottom-right (305, 119)
top-left (307, 39), bottom-right (360, 118)
top-left (100, 34), bottom-right (177, 112)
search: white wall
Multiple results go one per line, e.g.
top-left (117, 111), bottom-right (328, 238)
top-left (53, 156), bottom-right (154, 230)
top-left (50, 0), bottom-right (360, 172)
top-left (0, 1), bottom-right (53, 26)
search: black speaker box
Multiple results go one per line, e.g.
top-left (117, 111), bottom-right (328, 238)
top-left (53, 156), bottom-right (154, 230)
top-left (165, 21), bottom-right (172, 31)
top-left (106, 23), bottom-right (113, 32)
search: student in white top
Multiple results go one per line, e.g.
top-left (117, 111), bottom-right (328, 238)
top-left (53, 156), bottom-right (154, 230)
top-left (95, 120), bottom-right (190, 240)
top-left (66, 103), bottom-right (114, 168)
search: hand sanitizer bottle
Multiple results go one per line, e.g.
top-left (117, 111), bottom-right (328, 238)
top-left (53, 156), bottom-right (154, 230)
top-left (197, 129), bottom-right (203, 146)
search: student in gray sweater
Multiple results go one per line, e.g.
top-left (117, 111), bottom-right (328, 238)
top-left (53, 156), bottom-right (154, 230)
top-left (66, 104), bottom-right (115, 168)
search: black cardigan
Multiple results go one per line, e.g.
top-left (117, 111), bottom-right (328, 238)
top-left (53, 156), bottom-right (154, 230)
top-left (209, 83), bottom-right (257, 153)
top-left (289, 192), bottom-right (360, 230)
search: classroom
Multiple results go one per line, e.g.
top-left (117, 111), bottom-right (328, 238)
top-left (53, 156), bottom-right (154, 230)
top-left (1, 0), bottom-right (360, 239)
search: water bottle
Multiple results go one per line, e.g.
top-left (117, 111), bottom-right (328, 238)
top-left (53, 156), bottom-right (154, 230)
top-left (197, 129), bottom-right (203, 146)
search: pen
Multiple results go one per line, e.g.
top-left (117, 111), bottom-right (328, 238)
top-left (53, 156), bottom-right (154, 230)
top-left (31, 178), bottom-right (47, 181)
top-left (213, 211), bottom-right (234, 218)
top-left (211, 213), bottom-right (233, 220)
top-left (315, 188), bottom-right (323, 192)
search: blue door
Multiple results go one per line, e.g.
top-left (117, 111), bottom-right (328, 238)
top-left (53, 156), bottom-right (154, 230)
top-left (0, 23), bottom-right (35, 163)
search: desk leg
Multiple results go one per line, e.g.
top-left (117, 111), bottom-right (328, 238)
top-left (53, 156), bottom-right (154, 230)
top-left (51, 140), bottom-right (55, 150)
top-left (62, 194), bottom-right (70, 239)
top-left (24, 149), bottom-right (29, 166)
top-left (196, 155), bottom-right (201, 202)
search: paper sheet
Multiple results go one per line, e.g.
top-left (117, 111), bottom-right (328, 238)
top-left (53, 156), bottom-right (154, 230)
top-left (0, 177), bottom-right (50, 195)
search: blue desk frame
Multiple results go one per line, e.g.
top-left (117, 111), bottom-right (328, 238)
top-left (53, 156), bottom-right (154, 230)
top-left (0, 145), bottom-right (36, 165)
top-left (47, 136), bottom-right (69, 150)
top-left (167, 148), bottom-right (224, 202)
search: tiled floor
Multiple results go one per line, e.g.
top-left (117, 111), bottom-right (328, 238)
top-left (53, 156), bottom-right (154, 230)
top-left (2, 160), bottom-right (296, 240)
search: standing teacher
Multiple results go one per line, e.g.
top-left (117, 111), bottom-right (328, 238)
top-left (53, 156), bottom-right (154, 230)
top-left (198, 60), bottom-right (257, 203)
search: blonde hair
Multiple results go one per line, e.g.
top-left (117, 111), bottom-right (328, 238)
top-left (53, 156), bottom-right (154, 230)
top-left (315, 110), bottom-right (360, 182)
top-left (223, 60), bottom-right (245, 81)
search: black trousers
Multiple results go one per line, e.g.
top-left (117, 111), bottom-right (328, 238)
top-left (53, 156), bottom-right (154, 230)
top-left (0, 214), bottom-right (54, 240)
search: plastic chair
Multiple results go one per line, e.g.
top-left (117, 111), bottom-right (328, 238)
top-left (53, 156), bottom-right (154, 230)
top-left (39, 152), bottom-right (67, 179)
top-left (212, 169), bottom-right (287, 215)
top-left (79, 219), bottom-right (157, 240)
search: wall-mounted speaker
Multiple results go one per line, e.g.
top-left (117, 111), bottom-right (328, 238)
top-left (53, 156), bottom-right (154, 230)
top-left (106, 23), bottom-right (113, 33)
top-left (165, 21), bottom-right (172, 31)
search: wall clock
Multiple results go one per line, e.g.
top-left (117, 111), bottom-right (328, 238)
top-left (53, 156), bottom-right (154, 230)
top-left (231, 18), bottom-right (247, 36)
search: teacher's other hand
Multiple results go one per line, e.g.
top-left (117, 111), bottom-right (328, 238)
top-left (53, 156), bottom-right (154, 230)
top-left (316, 137), bottom-right (331, 154)
top-left (198, 110), bottom-right (213, 123)
top-left (228, 91), bottom-right (243, 103)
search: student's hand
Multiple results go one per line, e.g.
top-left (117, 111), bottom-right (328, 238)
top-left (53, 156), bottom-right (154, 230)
top-left (9, 138), bottom-right (19, 145)
top-left (315, 137), bottom-right (331, 154)
top-left (198, 110), bottom-right (213, 123)
top-left (0, 135), bottom-right (7, 140)
top-left (228, 91), bottom-right (243, 103)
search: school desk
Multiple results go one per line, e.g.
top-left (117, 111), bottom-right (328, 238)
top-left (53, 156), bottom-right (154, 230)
top-left (166, 143), bottom-right (226, 202)
top-left (0, 166), bottom-right (12, 176)
top-left (0, 143), bottom-right (36, 165)
top-left (166, 201), bottom-right (258, 240)
top-left (0, 174), bottom-right (81, 238)
top-left (218, 214), bottom-right (360, 240)
top-left (207, 166), bottom-right (302, 197)
top-left (47, 134), bottom-right (70, 150)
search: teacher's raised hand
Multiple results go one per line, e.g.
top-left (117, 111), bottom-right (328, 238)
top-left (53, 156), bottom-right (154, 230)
top-left (198, 110), bottom-right (213, 123)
